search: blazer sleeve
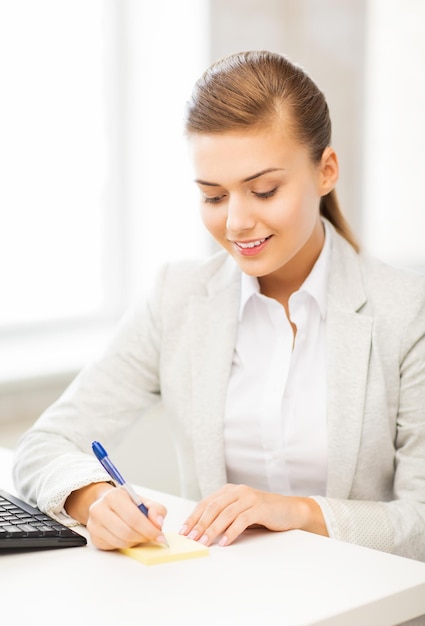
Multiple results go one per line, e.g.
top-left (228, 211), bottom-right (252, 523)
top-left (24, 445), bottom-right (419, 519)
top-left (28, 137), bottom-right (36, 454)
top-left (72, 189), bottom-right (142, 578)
top-left (315, 293), bottom-right (425, 561)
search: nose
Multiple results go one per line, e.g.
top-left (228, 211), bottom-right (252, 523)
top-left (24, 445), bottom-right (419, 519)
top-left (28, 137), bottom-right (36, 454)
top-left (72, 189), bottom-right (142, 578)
top-left (226, 194), bottom-right (256, 234)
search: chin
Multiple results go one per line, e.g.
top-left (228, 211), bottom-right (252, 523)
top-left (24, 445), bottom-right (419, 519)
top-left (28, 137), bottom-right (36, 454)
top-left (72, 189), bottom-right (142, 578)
top-left (233, 258), bottom-right (270, 277)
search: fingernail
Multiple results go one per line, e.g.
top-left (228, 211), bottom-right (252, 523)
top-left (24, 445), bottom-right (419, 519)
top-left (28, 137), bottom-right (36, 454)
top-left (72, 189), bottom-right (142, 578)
top-left (178, 524), bottom-right (187, 535)
top-left (199, 534), bottom-right (209, 546)
top-left (156, 533), bottom-right (168, 546)
top-left (156, 515), bottom-right (164, 528)
top-left (219, 535), bottom-right (228, 547)
top-left (188, 530), bottom-right (198, 540)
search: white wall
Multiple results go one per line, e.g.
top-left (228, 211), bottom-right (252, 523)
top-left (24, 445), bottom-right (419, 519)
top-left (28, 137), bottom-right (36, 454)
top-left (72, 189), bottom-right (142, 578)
top-left (362, 0), bottom-right (425, 270)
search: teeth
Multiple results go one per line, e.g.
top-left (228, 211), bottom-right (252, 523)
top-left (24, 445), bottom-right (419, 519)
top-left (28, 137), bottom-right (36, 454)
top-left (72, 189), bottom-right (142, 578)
top-left (237, 238), bottom-right (266, 249)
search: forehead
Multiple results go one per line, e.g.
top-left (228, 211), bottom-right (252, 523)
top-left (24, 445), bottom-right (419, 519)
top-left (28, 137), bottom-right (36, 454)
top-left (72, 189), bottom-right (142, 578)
top-left (188, 127), bottom-right (310, 183)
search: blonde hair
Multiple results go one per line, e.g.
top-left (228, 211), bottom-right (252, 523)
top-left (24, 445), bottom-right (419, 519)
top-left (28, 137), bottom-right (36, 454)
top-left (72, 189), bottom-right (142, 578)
top-left (185, 50), bottom-right (359, 251)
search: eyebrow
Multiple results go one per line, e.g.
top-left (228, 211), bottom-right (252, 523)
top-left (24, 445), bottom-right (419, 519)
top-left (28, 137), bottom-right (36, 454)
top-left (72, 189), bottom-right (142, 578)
top-left (195, 168), bottom-right (285, 186)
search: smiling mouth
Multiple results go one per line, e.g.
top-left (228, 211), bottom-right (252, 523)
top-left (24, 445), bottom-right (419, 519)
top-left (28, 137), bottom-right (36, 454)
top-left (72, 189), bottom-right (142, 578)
top-left (234, 236), bottom-right (271, 249)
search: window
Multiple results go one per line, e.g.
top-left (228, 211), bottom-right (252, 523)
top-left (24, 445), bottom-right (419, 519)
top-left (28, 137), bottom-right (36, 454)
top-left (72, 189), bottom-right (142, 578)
top-left (0, 0), bottom-right (209, 382)
top-left (0, 1), bottom-right (111, 328)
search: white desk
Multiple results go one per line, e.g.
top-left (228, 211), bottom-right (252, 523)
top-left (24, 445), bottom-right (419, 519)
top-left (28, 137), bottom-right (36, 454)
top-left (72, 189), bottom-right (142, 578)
top-left (1, 446), bottom-right (425, 626)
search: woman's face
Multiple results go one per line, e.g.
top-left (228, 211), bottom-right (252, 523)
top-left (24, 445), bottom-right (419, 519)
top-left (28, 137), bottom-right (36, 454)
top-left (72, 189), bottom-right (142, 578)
top-left (189, 124), bottom-right (338, 290)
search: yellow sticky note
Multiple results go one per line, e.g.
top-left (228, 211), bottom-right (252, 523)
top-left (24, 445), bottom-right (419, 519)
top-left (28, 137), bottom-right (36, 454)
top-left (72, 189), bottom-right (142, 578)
top-left (119, 532), bottom-right (209, 565)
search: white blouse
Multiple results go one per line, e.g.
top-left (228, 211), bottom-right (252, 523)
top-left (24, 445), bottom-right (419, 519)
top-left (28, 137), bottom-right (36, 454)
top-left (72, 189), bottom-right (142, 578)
top-left (224, 222), bottom-right (331, 497)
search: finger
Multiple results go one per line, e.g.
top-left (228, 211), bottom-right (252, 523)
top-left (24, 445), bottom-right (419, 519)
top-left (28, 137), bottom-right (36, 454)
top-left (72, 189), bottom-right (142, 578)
top-left (109, 488), bottom-right (165, 534)
top-left (113, 491), bottom-right (168, 544)
top-left (179, 485), bottom-right (241, 541)
top-left (87, 500), bottom-right (145, 550)
top-left (137, 495), bottom-right (167, 530)
top-left (87, 510), bottom-right (142, 550)
top-left (178, 497), bottom-right (214, 536)
top-left (88, 488), bottom-right (167, 549)
top-left (215, 506), bottom-right (256, 546)
top-left (178, 493), bottom-right (227, 537)
top-left (195, 498), bottom-right (255, 546)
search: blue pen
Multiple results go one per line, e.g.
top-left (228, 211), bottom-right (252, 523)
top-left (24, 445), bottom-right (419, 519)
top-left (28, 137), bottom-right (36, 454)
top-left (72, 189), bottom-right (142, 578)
top-left (91, 441), bottom-right (168, 546)
top-left (92, 440), bottom-right (149, 515)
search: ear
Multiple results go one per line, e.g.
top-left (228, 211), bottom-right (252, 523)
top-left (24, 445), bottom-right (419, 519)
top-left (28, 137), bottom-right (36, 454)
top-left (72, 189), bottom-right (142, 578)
top-left (318, 146), bottom-right (339, 196)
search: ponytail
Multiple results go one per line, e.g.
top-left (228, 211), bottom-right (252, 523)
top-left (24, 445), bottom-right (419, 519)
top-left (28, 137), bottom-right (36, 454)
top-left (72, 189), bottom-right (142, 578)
top-left (320, 190), bottom-right (359, 252)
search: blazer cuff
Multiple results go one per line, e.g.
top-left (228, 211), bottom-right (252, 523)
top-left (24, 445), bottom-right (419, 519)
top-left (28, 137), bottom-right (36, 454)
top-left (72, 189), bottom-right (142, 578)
top-left (311, 496), bottom-right (394, 554)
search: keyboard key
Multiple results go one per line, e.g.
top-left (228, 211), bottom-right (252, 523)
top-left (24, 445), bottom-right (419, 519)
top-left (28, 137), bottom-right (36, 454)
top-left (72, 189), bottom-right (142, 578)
top-left (17, 524), bottom-right (39, 533)
top-left (2, 525), bottom-right (25, 535)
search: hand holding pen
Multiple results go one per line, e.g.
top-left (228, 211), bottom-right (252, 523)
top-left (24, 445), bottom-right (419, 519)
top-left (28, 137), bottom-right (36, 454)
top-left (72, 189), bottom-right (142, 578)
top-left (91, 441), bottom-right (168, 548)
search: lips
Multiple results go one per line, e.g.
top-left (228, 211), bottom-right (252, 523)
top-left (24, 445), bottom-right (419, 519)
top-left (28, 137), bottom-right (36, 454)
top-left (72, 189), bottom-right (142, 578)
top-left (236, 237), bottom-right (267, 249)
top-left (232, 235), bottom-right (272, 256)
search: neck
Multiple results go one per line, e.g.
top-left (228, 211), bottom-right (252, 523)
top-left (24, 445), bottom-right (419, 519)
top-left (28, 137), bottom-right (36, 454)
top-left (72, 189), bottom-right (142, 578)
top-left (258, 219), bottom-right (325, 308)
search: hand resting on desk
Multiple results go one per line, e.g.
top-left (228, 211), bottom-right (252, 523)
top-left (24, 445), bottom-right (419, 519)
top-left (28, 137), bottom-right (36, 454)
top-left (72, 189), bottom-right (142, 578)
top-left (178, 483), bottom-right (328, 547)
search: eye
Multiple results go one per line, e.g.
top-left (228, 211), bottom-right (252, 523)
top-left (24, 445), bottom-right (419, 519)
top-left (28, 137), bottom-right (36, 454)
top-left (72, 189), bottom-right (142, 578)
top-left (203, 194), bottom-right (226, 204)
top-left (253, 187), bottom-right (278, 199)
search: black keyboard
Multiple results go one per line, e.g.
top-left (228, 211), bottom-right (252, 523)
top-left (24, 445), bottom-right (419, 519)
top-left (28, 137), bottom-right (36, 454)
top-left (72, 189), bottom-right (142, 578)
top-left (0, 489), bottom-right (87, 549)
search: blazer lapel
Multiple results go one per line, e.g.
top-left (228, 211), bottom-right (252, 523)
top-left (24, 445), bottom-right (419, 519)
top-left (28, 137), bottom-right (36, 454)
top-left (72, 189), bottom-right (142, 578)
top-left (326, 230), bottom-right (372, 498)
top-left (189, 256), bottom-right (241, 496)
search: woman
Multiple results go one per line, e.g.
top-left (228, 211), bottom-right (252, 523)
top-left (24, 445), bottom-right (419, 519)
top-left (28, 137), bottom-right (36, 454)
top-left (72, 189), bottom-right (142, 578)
top-left (13, 51), bottom-right (425, 559)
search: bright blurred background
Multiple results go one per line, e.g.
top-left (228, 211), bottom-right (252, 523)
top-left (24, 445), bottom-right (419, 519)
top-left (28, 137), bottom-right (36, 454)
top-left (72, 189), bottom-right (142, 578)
top-left (1, 0), bottom-right (424, 493)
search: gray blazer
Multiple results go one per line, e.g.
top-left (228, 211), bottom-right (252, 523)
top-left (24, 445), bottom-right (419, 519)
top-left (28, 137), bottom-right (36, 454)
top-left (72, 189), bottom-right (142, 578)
top-left (13, 221), bottom-right (425, 560)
